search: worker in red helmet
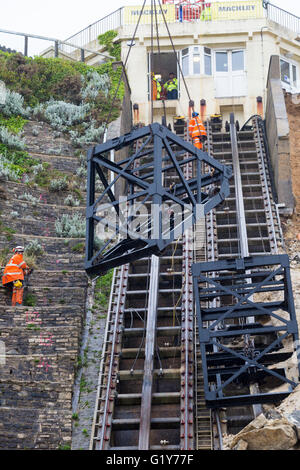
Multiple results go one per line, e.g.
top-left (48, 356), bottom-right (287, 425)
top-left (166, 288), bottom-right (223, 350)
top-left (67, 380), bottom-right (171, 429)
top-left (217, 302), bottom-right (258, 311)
top-left (188, 112), bottom-right (207, 150)
top-left (2, 246), bottom-right (30, 306)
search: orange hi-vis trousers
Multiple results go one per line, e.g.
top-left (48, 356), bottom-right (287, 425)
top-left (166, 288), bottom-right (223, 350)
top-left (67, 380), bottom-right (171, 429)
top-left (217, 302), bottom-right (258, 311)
top-left (192, 137), bottom-right (203, 150)
top-left (12, 281), bottom-right (24, 306)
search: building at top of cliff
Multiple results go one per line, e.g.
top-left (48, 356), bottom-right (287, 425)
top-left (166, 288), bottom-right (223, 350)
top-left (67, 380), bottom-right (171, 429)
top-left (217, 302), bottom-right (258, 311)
top-left (42, 1), bottom-right (300, 125)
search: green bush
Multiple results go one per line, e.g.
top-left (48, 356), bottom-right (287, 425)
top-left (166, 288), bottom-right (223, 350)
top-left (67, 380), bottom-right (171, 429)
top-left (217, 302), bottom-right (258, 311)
top-left (24, 240), bottom-right (44, 257)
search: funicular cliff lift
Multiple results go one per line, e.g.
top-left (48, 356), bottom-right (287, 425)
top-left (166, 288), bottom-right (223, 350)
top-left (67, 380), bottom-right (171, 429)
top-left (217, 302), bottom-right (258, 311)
top-left (85, 0), bottom-right (300, 422)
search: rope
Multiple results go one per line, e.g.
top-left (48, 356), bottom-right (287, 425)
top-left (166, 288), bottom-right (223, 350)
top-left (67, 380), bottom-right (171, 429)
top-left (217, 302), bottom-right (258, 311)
top-left (103, 0), bottom-right (147, 134)
top-left (153, 0), bottom-right (167, 124)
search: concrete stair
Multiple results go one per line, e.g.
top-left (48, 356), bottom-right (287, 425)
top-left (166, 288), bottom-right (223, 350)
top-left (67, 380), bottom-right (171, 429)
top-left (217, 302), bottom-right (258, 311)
top-left (0, 120), bottom-right (88, 449)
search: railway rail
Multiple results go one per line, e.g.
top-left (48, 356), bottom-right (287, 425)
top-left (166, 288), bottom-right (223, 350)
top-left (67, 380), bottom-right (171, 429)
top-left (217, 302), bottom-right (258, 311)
top-left (90, 114), bottom-right (287, 449)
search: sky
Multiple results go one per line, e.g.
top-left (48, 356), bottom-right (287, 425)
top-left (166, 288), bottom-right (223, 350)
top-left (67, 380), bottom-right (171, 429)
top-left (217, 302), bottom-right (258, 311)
top-left (0, 0), bottom-right (299, 56)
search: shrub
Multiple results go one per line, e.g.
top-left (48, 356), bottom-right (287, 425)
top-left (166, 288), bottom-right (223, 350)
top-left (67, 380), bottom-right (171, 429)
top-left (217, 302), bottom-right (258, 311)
top-left (76, 166), bottom-right (87, 179)
top-left (81, 71), bottom-right (110, 100)
top-left (55, 213), bottom-right (85, 238)
top-left (0, 89), bottom-right (29, 118)
top-left (24, 240), bottom-right (44, 257)
top-left (50, 177), bottom-right (68, 192)
top-left (0, 154), bottom-right (20, 180)
top-left (10, 211), bottom-right (19, 218)
top-left (32, 164), bottom-right (44, 175)
top-left (0, 126), bottom-right (26, 150)
top-left (70, 123), bottom-right (104, 147)
top-left (36, 100), bottom-right (90, 131)
top-left (0, 114), bottom-right (27, 134)
top-left (18, 193), bottom-right (39, 205)
top-left (64, 194), bottom-right (80, 207)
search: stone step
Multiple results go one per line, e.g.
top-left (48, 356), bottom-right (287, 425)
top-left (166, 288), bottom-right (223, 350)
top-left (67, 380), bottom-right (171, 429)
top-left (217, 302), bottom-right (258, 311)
top-left (0, 380), bottom-right (73, 410)
top-left (28, 152), bottom-right (79, 174)
top-left (0, 213), bottom-right (85, 238)
top-left (0, 326), bottom-right (79, 356)
top-left (0, 406), bottom-right (72, 449)
top-left (3, 180), bottom-right (84, 206)
top-left (27, 270), bottom-right (87, 287)
top-left (23, 120), bottom-right (76, 157)
top-left (0, 271), bottom-right (87, 290)
top-left (1, 199), bottom-right (85, 219)
top-left (20, 285), bottom-right (86, 306)
top-left (0, 305), bottom-right (83, 328)
top-left (0, 354), bottom-right (76, 383)
top-left (33, 254), bottom-right (85, 271)
top-left (0, 234), bottom-right (86, 254)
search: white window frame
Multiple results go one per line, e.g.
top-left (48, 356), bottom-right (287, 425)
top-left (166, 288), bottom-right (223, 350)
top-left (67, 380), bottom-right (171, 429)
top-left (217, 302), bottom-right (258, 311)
top-left (280, 57), bottom-right (298, 91)
top-left (181, 46), bottom-right (212, 77)
top-left (213, 49), bottom-right (246, 75)
top-left (213, 48), bottom-right (247, 98)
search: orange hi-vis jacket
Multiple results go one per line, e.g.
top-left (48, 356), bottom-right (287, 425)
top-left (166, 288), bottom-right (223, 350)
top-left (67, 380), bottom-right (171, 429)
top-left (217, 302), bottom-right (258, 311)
top-left (188, 116), bottom-right (207, 140)
top-left (2, 253), bottom-right (28, 285)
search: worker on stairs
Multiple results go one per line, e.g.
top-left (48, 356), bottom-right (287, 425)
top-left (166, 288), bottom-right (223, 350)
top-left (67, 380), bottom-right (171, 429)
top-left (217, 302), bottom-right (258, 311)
top-left (188, 112), bottom-right (207, 150)
top-left (2, 246), bottom-right (30, 306)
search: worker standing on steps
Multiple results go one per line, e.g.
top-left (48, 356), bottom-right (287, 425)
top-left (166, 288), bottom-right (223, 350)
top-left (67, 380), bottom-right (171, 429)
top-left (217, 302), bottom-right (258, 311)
top-left (188, 112), bottom-right (207, 150)
top-left (2, 246), bottom-right (30, 306)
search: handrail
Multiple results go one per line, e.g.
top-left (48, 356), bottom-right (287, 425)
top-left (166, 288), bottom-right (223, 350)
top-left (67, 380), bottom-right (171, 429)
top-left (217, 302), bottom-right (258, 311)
top-left (263, 1), bottom-right (300, 34)
top-left (0, 27), bottom-right (114, 61)
top-left (64, 7), bottom-right (124, 42)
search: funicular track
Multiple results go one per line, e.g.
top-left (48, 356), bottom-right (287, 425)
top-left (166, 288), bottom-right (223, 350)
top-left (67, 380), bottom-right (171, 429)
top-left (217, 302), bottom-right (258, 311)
top-left (90, 132), bottom-right (195, 451)
top-left (201, 114), bottom-right (285, 436)
top-left (90, 113), bottom-right (286, 450)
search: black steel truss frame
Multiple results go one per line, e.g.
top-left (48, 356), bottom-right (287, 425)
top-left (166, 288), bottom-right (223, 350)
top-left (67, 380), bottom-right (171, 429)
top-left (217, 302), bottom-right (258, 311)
top-left (192, 254), bottom-right (300, 407)
top-left (85, 123), bottom-right (232, 276)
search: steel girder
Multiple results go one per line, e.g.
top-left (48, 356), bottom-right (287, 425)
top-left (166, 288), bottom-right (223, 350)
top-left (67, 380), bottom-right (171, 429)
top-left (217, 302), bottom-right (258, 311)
top-left (85, 123), bottom-right (232, 276)
top-left (192, 255), bottom-right (300, 407)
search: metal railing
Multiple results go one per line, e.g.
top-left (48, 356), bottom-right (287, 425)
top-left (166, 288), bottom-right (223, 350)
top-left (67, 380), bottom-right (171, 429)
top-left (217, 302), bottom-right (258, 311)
top-left (264, 1), bottom-right (300, 34)
top-left (60, 7), bottom-right (124, 55)
top-left (0, 27), bottom-right (114, 62)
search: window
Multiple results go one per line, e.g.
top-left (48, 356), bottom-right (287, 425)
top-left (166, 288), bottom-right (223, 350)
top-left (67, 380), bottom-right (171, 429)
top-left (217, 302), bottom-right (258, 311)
top-left (281, 59), bottom-right (290, 85)
top-left (193, 47), bottom-right (201, 75)
top-left (280, 58), bottom-right (298, 88)
top-left (182, 48), bottom-right (189, 76)
top-left (204, 47), bottom-right (212, 75)
top-left (232, 51), bottom-right (244, 71)
top-left (181, 46), bottom-right (212, 76)
top-left (216, 52), bottom-right (228, 72)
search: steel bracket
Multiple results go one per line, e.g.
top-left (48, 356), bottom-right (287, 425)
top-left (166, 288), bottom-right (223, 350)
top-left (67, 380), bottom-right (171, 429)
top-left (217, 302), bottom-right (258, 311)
top-left (85, 123), bottom-right (232, 276)
top-left (192, 254), bottom-right (300, 407)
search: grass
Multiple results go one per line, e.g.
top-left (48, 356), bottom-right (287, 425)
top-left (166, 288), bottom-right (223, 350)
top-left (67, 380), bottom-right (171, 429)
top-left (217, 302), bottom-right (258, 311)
top-left (24, 253), bottom-right (37, 270)
top-left (0, 247), bottom-right (9, 266)
top-left (94, 270), bottom-right (113, 311)
top-left (71, 242), bottom-right (85, 253)
top-left (23, 293), bottom-right (37, 307)
top-left (0, 221), bottom-right (16, 241)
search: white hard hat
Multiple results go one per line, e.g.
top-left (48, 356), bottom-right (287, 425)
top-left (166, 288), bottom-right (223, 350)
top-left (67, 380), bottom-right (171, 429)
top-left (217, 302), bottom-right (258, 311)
top-left (14, 246), bottom-right (25, 253)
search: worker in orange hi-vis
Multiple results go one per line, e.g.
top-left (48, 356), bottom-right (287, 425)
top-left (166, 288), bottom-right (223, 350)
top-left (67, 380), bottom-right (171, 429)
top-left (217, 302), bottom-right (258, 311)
top-left (2, 246), bottom-right (30, 306)
top-left (151, 73), bottom-right (161, 101)
top-left (188, 112), bottom-right (207, 150)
